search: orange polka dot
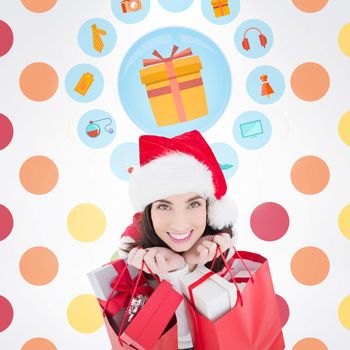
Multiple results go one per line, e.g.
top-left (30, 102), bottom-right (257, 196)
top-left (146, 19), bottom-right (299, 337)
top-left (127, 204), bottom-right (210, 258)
top-left (21, 338), bottom-right (57, 350)
top-left (292, 0), bottom-right (328, 13)
top-left (292, 337), bottom-right (328, 350)
top-left (19, 62), bottom-right (58, 101)
top-left (20, 247), bottom-right (58, 285)
top-left (21, 0), bottom-right (57, 13)
top-left (290, 62), bottom-right (330, 101)
top-left (19, 156), bottom-right (59, 194)
top-left (291, 247), bottom-right (330, 285)
top-left (291, 156), bottom-right (330, 194)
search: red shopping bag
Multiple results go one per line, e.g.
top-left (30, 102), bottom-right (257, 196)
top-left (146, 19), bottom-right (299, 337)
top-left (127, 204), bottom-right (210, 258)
top-left (99, 259), bottom-right (183, 350)
top-left (184, 247), bottom-right (285, 350)
top-left (103, 312), bottom-right (178, 350)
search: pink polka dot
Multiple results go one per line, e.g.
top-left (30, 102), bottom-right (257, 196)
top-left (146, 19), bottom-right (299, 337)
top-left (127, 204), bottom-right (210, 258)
top-left (0, 295), bottom-right (14, 332)
top-left (0, 204), bottom-right (14, 241)
top-left (276, 294), bottom-right (289, 327)
top-left (250, 202), bottom-right (289, 241)
top-left (0, 20), bottom-right (14, 57)
top-left (0, 114), bottom-right (14, 150)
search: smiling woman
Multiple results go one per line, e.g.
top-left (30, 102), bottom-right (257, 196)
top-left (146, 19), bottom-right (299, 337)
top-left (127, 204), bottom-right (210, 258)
top-left (118, 129), bottom-right (238, 350)
top-left (151, 193), bottom-right (207, 252)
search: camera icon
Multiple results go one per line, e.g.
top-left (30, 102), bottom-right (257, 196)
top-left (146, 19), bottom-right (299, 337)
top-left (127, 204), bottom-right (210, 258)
top-left (121, 0), bottom-right (142, 13)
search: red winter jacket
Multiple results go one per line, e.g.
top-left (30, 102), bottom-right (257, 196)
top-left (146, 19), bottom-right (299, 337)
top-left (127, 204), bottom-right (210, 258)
top-left (119, 212), bottom-right (142, 257)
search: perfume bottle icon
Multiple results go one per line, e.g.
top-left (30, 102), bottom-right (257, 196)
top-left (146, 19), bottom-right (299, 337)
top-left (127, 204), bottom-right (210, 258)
top-left (86, 118), bottom-right (114, 138)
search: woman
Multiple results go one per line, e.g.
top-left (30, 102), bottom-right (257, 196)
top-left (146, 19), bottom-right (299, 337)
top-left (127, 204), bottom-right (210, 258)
top-left (118, 129), bottom-right (238, 350)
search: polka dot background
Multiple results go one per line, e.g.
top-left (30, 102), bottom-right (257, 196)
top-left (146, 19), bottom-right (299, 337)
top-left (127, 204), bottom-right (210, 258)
top-left (0, 0), bottom-right (349, 348)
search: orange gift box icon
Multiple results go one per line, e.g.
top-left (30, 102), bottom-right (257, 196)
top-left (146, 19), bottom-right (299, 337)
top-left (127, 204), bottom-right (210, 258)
top-left (139, 45), bottom-right (208, 127)
top-left (211, 0), bottom-right (230, 18)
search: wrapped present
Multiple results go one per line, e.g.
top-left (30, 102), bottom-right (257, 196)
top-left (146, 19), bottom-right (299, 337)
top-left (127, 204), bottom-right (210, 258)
top-left (121, 279), bottom-right (183, 349)
top-left (139, 45), bottom-right (208, 126)
top-left (88, 259), bottom-right (153, 333)
top-left (184, 248), bottom-right (285, 350)
top-left (87, 259), bottom-right (139, 301)
top-left (220, 258), bottom-right (260, 285)
top-left (89, 258), bottom-right (182, 350)
top-left (211, 0), bottom-right (230, 18)
top-left (179, 265), bottom-right (237, 322)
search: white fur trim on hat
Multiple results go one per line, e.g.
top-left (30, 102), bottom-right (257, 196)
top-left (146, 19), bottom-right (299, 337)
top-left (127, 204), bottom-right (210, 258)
top-left (207, 194), bottom-right (239, 230)
top-left (129, 151), bottom-right (215, 211)
top-left (128, 151), bottom-right (238, 229)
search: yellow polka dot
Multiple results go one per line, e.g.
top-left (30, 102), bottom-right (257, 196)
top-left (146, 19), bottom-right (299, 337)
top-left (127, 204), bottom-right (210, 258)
top-left (67, 203), bottom-right (106, 242)
top-left (339, 22), bottom-right (350, 58)
top-left (338, 111), bottom-right (350, 147)
top-left (67, 294), bottom-right (103, 333)
top-left (338, 294), bottom-right (350, 330)
top-left (339, 204), bottom-right (350, 240)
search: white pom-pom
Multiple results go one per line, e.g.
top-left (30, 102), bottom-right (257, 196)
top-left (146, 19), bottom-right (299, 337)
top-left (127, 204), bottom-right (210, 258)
top-left (207, 195), bottom-right (239, 230)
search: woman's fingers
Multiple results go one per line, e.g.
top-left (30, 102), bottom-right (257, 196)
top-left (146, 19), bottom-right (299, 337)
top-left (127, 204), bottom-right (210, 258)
top-left (155, 253), bottom-right (168, 274)
top-left (128, 247), bottom-right (147, 270)
top-left (201, 240), bottom-right (217, 261)
top-left (128, 247), bottom-right (140, 262)
top-left (213, 233), bottom-right (231, 251)
top-left (143, 249), bottom-right (158, 274)
top-left (213, 233), bottom-right (231, 250)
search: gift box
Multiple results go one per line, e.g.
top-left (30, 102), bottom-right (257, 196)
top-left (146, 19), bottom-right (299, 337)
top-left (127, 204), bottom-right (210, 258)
top-left (179, 265), bottom-right (237, 322)
top-left (211, 0), bottom-right (230, 18)
top-left (121, 279), bottom-right (183, 349)
top-left (184, 250), bottom-right (285, 350)
top-left (87, 260), bottom-right (140, 301)
top-left (139, 45), bottom-right (208, 127)
top-left (89, 258), bottom-right (182, 350)
top-left (88, 259), bottom-right (153, 334)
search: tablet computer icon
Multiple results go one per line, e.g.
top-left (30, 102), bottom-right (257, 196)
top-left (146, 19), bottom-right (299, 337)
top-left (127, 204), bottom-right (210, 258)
top-left (239, 119), bottom-right (263, 138)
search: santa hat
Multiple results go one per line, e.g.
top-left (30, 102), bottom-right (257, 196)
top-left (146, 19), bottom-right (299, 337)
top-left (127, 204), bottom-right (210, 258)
top-left (128, 130), bottom-right (238, 230)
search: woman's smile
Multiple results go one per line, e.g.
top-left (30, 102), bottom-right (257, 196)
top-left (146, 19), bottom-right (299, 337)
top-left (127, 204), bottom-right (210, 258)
top-left (167, 230), bottom-right (194, 242)
top-left (151, 192), bottom-right (207, 252)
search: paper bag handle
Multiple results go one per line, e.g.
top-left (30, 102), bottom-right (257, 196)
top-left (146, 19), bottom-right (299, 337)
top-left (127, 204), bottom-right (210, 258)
top-left (101, 256), bottom-right (161, 346)
top-left (210, 245), bottom-right (255, 282)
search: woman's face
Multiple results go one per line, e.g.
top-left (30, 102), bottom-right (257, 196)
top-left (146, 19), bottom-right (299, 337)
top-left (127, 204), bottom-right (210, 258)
top-left (150, 192), bottom-right (207, 252)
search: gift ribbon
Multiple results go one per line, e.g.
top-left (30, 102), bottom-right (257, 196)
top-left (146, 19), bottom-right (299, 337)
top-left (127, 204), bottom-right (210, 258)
top-left (147, 78), bottom-right (203, 98)
top-left (117, 259), bottom-right (161, 346)
top-left (143, 45), bottom-right (193, 123)
top-left (213, 0), bottom-right (227, 16)
top-left (100, 254), bottom-right (162, 347)
top-left (189, 246), bottom-right (255, 311)
top-left (100, 259), bottom-right (153, 318)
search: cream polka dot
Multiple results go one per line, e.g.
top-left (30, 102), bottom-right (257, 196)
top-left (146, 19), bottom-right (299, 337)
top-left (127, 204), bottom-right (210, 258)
top-left (67, 294), bottom-right (103, 333)
top-left (338, 22), bottom-right (350, 58)
top-left (338, 294), bottom-right (350, 330)
top-left (338, 204), bottom-right (350, 240)
top-left (338, 111), bottom-right (350, 147)
top-left (67, 203), bottom-right (106, 242)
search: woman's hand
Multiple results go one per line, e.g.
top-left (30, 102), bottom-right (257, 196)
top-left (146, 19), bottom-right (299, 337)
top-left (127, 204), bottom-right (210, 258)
top-left (183, 232), bottom-right (232, 266)
top-left (127, 246), bottom-right (186, 274)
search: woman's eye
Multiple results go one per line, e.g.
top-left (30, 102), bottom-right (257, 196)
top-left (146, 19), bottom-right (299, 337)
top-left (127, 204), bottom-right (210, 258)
top-left (157, 204), bottom-right (169, 210)
top-left (189, 201), bottom-right (200, 208)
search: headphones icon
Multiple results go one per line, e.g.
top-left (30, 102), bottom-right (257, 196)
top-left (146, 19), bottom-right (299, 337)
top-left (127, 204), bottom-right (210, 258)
top-left (242, 27), bottom-right (268, 51)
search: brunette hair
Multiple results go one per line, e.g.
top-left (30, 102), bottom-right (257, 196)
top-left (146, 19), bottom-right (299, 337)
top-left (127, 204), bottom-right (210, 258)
top-left (122, 199), bottom-right (234, 274)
